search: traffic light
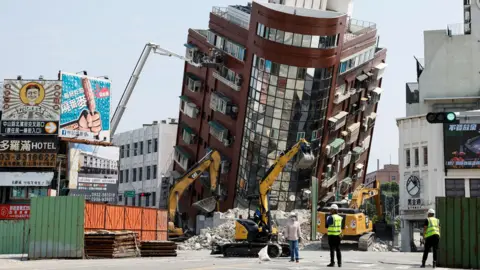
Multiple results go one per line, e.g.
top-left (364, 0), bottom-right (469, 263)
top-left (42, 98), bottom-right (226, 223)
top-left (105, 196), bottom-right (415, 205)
top-left (140, 192), bottom-right (151, 197)
top-left (426, 112), bottom-right (457, 124)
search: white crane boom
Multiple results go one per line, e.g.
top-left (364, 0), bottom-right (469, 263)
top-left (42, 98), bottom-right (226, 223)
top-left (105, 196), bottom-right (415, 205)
top-left (109, 42), bottom-right (202, 138)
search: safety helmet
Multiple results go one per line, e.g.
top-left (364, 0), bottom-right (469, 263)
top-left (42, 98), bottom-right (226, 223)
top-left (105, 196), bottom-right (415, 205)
top-left (331, 204), bottom-right (339, 210)
top-left (427, 208), bottom-right (435, 215)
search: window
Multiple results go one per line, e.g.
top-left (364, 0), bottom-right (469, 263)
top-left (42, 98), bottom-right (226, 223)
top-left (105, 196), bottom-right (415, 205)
top-left (139, 167), bottom-right (143, 181)
top-left (120, 146), bottom-right (124, 158)
top-left (154, 139), bottom-right (158, 152)
top-left (210, 93), bottom-right (230, 114)
top-left (132, 168), bottom-right (137, 182)
top-left (414, 148), bottom-right (419, 166)
top-left (152, 192), bottom-right (156, 206)
top-left (186, 76), bottom-right (202, 92)
top-left (207, 30), bottom-right (216, 44)
top-left (423, 146), bottom-right (428, 166)
top-left (296, 132), bottom-right (306, 141)
top-left (147, 166), bottom-right (151, 180)
top-left (125, 169), bottom-right (129, 183)
top-left (179, 98), bottom-right (199, 118)
top-left (118, 195), bottom-right (123, 202)
top-left (209, 124), bottom-right (227, 142)
top-left (133, 142), bottom-right (138, 156)
top-left (119, 170), bottom-right (123, 183)
top-left (391, 175), bottom-right (396, 181)
top-left (174, 148), bottom-right (189, 170)
top-left (146, 195), bottom-right (150, 207)
top-left (470, 179), bottom-right (480, 198)
top-left (153, 165), bottom-right (157, 179)
top-left (140, 141), bottom-right (144, 155)
top-left (405, 149), bottom-right (411, 167)
top-left (10, 187), bottom-right (48, 199)
top-left (311, 130), bottom-right (318, 141)
top-left (126, 144), bottom-right (130, 158)
top-left (124, 197), bottom-right (128, 206)
top-left (445, 179), bottom-right (465, 197)
top-left (132, 196), bottom-right (136, 207)
top-left (147, 140), bottom-right (152, 154)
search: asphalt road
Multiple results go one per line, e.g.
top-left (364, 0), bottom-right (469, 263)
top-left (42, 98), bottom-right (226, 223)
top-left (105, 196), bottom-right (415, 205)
top-left (0, 250), bottom-right (449, 270)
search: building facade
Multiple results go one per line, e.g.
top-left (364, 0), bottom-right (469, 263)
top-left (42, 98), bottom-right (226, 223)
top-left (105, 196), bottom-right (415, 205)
top-left (174, 0), bottom-right (387, 214)
top-left (398, 0), bottom-right (480, 252)
top-left (364, 164), bottom-right (399, 186)
top-left (114, 119), bottom-right (178, 208)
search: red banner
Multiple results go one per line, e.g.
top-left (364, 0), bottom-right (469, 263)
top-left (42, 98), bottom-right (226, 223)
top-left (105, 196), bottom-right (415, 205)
top-left (0, 204), bottom-right (30, 219)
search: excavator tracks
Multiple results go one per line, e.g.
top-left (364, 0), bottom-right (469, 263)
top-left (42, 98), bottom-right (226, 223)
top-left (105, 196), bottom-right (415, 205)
top-left (212, 242), bottom-right (290, 258)
top-left (358, 232), bottom-right (375, 251)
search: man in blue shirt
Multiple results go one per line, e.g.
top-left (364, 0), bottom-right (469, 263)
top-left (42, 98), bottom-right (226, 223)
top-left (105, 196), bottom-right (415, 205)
top-left (326, 204), bottom-right (343, 267)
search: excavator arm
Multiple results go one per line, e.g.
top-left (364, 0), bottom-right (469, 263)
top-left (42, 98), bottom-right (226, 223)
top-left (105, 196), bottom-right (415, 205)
top-left (258, 138), bottom-right (316, 228)
top-left (167, 150), bottom-right (222, 225)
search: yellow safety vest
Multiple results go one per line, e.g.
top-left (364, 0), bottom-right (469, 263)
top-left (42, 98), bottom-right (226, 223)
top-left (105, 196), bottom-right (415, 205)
top-left (425, 217), bottom-right (440, 238)
top-left (328, 214), bottom-right (343, 236)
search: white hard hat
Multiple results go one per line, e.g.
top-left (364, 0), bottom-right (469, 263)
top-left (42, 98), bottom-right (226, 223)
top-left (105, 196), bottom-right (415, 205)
top-left (331, 204), bottom-right (339, 210)
top-left (428, 209), bottom-right (435, 214)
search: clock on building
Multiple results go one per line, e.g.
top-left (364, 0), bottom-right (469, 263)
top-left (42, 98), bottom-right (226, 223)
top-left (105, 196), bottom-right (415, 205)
top-left (406, 175), bottom-right (421, 196)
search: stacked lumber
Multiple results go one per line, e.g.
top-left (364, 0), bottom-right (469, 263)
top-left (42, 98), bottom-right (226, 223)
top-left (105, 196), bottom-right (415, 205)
top-left (84, 230), bottom-right (140, 258)
top-left (140, 241), bottom-right (177, 257)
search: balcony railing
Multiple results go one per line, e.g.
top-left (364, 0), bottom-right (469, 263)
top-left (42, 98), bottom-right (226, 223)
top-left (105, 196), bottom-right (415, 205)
top-left (212, 7), bottom-right (249, 30)
top-left (213, 68), bottom-right (242, 91)
top-left (344, 18), bottom-right (377, 43)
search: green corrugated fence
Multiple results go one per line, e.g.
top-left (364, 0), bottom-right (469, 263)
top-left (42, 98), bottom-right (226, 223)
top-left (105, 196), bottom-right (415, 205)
top-left (436, 197), bottom-right (480, 269)
top-left (0, 220), bottom-right (29, 254)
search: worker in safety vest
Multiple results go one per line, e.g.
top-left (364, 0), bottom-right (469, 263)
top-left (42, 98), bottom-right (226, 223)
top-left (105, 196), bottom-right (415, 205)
top-left (326, 204), bottom-right (343, 267)
top-left (421, 208), bottom-right (440, 268)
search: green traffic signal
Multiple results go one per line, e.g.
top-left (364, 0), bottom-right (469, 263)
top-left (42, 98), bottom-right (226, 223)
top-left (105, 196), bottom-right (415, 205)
top-left (446, 112), bottom-right (456, 121)
top-left (426, 112), bottom-right (456, 124)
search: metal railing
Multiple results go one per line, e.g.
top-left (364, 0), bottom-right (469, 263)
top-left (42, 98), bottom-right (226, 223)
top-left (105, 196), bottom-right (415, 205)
top-left (212, 7), bottom-right (249, 30)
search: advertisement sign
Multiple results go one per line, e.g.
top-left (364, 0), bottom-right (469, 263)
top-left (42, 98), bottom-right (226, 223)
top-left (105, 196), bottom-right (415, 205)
top-left (2, 79), bottom-right (62, 121)
top-left (0, 172), bottom-right (53, 186)
top-left (59, 72), bottom-right (111, 142)
top-left (1, 120), bottom-right (58, 135)
top-left (69, 177), bottom-right (117, 203)
top-left (0, 136), bottom-right (58, 168)
top-left (0, 205), bottom-right (30, 219)
top-left (444, 123), bottom-right (480, 169)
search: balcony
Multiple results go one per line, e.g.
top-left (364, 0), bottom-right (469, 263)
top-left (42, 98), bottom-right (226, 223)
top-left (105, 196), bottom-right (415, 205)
top-left (328, 111), bottom-right (348, 131)
top-left (333, 85), bottom-right (351, 104)
top-left (344, 18), bottom-right (377, 43)
top-left (213, 66), bottom-right (242, 91)
top-left (174, 145), bottom-right (190, 171)
top-left (181, 123), bottom-right (196, 145)
top-left (211, 6), bottom-right (250, 30)
top-left (186, 73), bottom-right (202, 92)
top-left (210, 92), bottom-right (239, 119)
top-left (326, 138), bottom-right (345, 158)
top-left (208, 120), bottom-right (232, 147)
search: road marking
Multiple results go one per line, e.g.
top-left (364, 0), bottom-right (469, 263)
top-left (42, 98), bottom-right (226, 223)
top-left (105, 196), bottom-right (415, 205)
top-left (356, 264), bottom-right (377, 268)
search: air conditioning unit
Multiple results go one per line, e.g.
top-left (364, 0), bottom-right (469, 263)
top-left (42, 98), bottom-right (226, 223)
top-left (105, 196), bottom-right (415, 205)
top-left (325, 145), bottom-right (331, 156)
top-left (235, 74), bottom-right (243, 86)
top-left (223, 138), bottom-right (232, 147)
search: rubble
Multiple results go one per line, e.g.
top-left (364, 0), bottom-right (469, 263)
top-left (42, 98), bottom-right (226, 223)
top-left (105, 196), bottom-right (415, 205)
top-left (177, 208), bottom-right (396, 252)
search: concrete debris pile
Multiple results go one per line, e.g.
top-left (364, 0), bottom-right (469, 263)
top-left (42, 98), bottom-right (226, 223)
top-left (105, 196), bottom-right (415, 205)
top-left (178, 221), bottom-right (236, 251)
top-left (372, 239), bottom-right (400, 252)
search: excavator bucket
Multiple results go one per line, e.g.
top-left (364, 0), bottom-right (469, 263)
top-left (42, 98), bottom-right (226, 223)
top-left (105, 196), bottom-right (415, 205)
top-left (295, 147), bottom-right (316, 169)
top-left (192, 196), bottom-right (218, 213)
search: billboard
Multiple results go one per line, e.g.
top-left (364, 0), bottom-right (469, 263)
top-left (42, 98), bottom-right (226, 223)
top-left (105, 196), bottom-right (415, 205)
top-left (1, 80), bottom-right (62, 121)
top-left (59, 72), bottom-right (111, 142)
top-left (0, 205), bottom-right (30, 219)
top-left (444, 123), bottom-right (480, 169)
top-left (0, 136), bottom-right (58, 168)
top-left (1, 120), bottom-right (58, 135)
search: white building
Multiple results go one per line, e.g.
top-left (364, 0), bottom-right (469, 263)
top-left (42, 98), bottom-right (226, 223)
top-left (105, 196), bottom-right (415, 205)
top-left (113, 119), bottom-right (178, 208)
top-left (397, 0), bottom-right (480, 252)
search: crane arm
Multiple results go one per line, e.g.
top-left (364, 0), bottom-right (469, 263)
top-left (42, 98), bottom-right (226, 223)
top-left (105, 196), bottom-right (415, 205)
top-left (258, 138), bottom-right (314, 226)
top-left (167, 150), bottom-right (221, 223)
top-left (110, 42), bottom-right (202, 137)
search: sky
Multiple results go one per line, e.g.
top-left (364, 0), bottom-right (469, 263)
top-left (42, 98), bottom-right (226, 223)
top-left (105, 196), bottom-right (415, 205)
top-left (0, 0), bottom-right (462, 172)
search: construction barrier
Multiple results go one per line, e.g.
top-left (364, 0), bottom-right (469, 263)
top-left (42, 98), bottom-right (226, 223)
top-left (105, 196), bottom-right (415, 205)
top-left (436, 197), bottom-right (480, 269)
top-left (0, 220), bottom-right (29, 255)
top-left (84, 202), bottom-right (168, 241)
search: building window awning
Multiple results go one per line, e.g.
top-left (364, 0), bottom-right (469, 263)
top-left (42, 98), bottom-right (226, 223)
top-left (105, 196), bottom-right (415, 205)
top-left (208, 120), bottom-right (226, 131)
top-left (353, 146), bottom-right (363, 155)
top-left (184, 43), bottom-right (197, 49)
top-left (186, 72), bottom-right (201, 81)
top-left (329, 138), bottom-right (345, 148)
top-left (347, 122), bottom-right (360, 132)
top-left (334, 111), bottom-right (348, 120)
top-left (174, 145), bottom-right (191, 159)
top-left (181, 123), bottom-right (194, 134)
top-left (373, 87), bottom-right (384, 95)
top-left (179, 95), bottom-right (190, 102)
top-left (341, 177), bottom-right (353, 185)
top-left (375, 63), bottom-right (388, 70)
top-left (356, 74), bottom-right (369, 82)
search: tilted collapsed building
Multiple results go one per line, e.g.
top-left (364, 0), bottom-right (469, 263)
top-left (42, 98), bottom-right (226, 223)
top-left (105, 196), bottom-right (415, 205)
top-left (172, 0), bottom-right (387, 215)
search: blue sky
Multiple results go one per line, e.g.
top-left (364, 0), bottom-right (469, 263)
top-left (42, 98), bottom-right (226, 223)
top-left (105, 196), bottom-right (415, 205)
top-left (0, 0), bottom-right (462, 171)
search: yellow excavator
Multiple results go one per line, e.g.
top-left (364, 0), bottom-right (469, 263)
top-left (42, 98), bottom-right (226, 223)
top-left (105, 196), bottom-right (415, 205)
top-left (317, 179), bottom-right (394, 251)
top-left (167, 149), bottom-right (222, 241)
top-left (211, 138), bottom-right (316, 258)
